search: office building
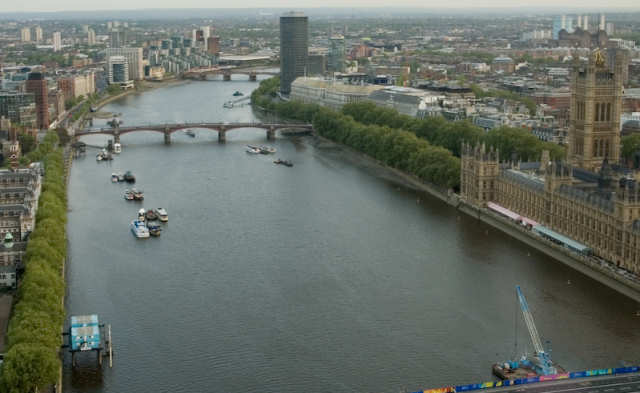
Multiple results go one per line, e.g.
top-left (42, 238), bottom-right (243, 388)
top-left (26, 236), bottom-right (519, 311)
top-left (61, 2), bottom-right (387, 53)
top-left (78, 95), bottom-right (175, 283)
top-left (207, 36), bottom-right (220, 55)
top-left (279, 12), bottom-right (309, 95)
top-left (20, 28), bottom-right (30, 42)
top-left (599, 14), bottom-right (606, 31)
top-left (606, 23), bottom-right (615, 35)
top-left (290, 77), bottom-right (384, 110)
top-left (52, 32), bottom-right (61, 52)
top-left (87, 29), bottom-right (96, 45)
top-left (0, 92), bottom-right (36, 126)
top-left (34, 26), bottom-right (43, 42)
top-left (25, 72), bottom-right (49, 130)
top-left (328, 35), bottom-right (345, 73)
top-left (201, 26), bottom-right (210, 49)
top-left (109, 29), bottom-right (126, 48)
top-left (105, 47), bottom-right (144, 80)
top-left (583, 15), bottom-right (589, 31)
top-left (107, 56), bottom-right (130, 85)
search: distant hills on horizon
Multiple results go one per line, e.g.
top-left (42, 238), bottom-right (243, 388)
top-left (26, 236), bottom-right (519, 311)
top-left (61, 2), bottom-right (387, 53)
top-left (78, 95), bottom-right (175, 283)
top-left (1, 6), bottom-right (640, 20)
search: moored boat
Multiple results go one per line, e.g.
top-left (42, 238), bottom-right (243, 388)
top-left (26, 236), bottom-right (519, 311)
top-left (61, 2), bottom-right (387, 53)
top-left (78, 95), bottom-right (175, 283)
top-left (124, 189), bottom-right (134, 200)
top-left (259, 145), bottom-right (276, 154)
top-left (274, 159), bottom-right (293, 167)
top-left (147, 222), bottom-right (162, 237)
top-left (111, 173), bottom-right (119, 183)
top-left (130, 220), bottom-right (150, 238)
top-left (131, 188), bottom-right (144, 201)
top-left (145, 209), bottom-right (158, 221)
top-left (246, 146), bottom-right (261, 154)
top-left (113, 143), bottom-right (122, 154)
top-left (124, 171), bottom-right (135, 183)
top-left (138, 208), bottom-right (146, 222)
top-left (155, 208), bottom-right (168, 222)
top-left (233, 91), bottom-right (244, 96)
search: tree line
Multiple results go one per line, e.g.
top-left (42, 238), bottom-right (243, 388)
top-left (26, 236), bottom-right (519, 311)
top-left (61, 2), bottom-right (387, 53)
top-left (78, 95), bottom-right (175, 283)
top-left (252, 77), bottom-right (461, 189)
top-left (252, 77), bottom-right (566, 190)
top-left (1, 132), bottom-right (68, 393)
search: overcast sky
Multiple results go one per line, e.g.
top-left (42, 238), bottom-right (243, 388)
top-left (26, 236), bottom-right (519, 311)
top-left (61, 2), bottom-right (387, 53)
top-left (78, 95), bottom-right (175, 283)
top-left (1, 0), bottom-right (639, 13)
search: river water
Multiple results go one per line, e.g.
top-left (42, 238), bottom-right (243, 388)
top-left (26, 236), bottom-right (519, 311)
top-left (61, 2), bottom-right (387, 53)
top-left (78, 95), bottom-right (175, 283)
top-left (64, 76), bottom-right (640, 393)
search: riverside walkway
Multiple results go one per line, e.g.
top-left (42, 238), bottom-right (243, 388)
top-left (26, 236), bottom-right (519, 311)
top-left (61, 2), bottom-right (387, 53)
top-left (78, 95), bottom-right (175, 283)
top-left (75, 122), bottom-right (313, 144)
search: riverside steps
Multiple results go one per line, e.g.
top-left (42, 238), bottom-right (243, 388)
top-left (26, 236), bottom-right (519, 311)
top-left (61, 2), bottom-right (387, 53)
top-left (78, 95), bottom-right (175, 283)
top-left (74, 122), bottom-right (313, 145)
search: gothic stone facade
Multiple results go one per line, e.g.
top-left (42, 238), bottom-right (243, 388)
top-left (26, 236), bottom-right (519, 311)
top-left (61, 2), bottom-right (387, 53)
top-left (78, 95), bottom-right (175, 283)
top-left (461, 143), bottom-right (640, 274)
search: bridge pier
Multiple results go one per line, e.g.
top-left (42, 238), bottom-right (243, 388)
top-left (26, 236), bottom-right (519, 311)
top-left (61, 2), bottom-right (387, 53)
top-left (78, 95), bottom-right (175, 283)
top-left (249, 72), bottom-right (257, 82)
top-left (218, 130), bottom-right (226, 143)
top-left (164, 128), bottom-right (171, 145)
top-left (223, 72), bottom-right (231, 81)
top-left (113, 132), bottom-right (120, 144)
top-left (266, 126), bottom-right (276, 141)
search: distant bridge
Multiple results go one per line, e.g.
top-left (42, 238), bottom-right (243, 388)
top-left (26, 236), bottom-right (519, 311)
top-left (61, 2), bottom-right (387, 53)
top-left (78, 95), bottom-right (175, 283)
top-left (74, 122), bottom-right (313, 144)
top-left (181, 66), bottom-right (279, 81)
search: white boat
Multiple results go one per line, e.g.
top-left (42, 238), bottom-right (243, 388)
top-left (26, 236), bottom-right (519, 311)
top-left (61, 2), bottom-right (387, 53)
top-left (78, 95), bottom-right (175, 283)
top-left (246, 146), bottom-right (261, 154)
top-left (113, 143), bottom-right (122, 154)
top-left (111, 173), bottom-right (119, 183)
top-left (155, 208), bottom-right (169, 222)
top-left (138, 208), bottom-right (146, 222)
top-left (130, 220), bottom-right (150, 238)
top-left (96, 153), bottom-right (103, 161)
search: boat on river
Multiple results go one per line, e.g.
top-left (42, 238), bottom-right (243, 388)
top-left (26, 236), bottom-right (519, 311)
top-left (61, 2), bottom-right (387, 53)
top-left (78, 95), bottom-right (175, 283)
top-left (147, 221), bottom-right (162, 237)
top-left (130, 220), bottom-right (149, 238)
top-left (233, 91), bottom-right (244, 96)
top-left (223, 101), bottom-right (234, 109)
top-left (259, 145), bottom-right (276, 154)
top-left (155, 208), bottom-right (169, 222)
top-left (113, 143), bottom-right (122, 154)
top-left (246, 146), bottom-right (261, 154)
top-left (138, 208), bottom-right (146, 222)
top-left (111, 173), bottom-right (122, 183)
top-left (274, 159), bottom-right (293, 167)
top-left (132, 189), bottom-right (144, 201)
top-left (124, 189), bottom-right (134, 201)
top-left (146, 209), bottom-right (158, 221)
top-left (185, 130), bottom-right (196, 138)
top-left (124, 171), bottom-right (135, 183)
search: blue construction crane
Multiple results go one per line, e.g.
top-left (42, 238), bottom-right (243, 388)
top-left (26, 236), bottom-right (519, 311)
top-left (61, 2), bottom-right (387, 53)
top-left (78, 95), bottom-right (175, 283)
top-left (515, 285), bottom-right (557, 376)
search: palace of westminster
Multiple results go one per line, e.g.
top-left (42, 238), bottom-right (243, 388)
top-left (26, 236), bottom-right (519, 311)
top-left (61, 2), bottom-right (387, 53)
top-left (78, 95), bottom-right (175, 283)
top-left (460, 49), bottom-right (640, 275)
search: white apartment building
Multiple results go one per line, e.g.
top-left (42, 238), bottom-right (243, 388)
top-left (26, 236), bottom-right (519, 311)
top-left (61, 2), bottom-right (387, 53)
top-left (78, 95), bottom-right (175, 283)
top-left (52, 32), bottom-right (62, 52)
top-left (20, 28), bottom-right (30, 42)
top-left (105, 47), bottom-right (144, 80)
top-left (290, 77), bottom-right (384, 110)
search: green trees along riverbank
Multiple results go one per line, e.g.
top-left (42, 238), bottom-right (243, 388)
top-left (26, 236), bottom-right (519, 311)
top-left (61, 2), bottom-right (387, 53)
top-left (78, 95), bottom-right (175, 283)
top-left (252, 77), bottom-right (565, 190)
top-left (252, 77), bottom-right (461, 189)
top-left (1, 132), bottom-right (67, 393)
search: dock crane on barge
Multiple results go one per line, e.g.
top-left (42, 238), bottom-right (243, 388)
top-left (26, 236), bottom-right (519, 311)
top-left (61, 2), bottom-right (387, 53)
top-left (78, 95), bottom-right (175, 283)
top-left (493, 286), bottom-right (561, 379)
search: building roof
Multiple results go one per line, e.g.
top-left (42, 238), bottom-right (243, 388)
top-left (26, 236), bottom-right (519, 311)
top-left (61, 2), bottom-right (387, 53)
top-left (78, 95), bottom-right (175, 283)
top-left (503, 169), bottom-right (545, 192)
top-left (533, 225), bottom-right (591, 252)
top-left (292, 77), bottom-right (384, 95)
top-left (70, 314), bottom-right (102, 351)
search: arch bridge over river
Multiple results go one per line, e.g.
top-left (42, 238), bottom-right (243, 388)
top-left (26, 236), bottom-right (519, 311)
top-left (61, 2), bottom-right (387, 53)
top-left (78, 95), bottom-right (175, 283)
top-left (75, 122), bottom-right (313, 144)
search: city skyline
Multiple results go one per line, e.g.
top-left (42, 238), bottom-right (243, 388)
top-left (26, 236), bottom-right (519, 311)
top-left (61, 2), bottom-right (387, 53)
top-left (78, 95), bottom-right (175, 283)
top-left (2, 2), bottom-right (640, 14)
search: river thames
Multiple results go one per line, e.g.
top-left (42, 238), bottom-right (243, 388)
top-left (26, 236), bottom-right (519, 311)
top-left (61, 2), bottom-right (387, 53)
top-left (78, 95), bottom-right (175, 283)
top-left (64, 76), bottom-right (640, 393)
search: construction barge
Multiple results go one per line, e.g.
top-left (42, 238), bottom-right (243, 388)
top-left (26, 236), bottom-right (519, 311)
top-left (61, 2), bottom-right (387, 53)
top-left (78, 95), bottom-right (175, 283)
top-left (64, 314), bottom-right (113, 368)
top-left (492, 286), bottom-right (565, 381)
